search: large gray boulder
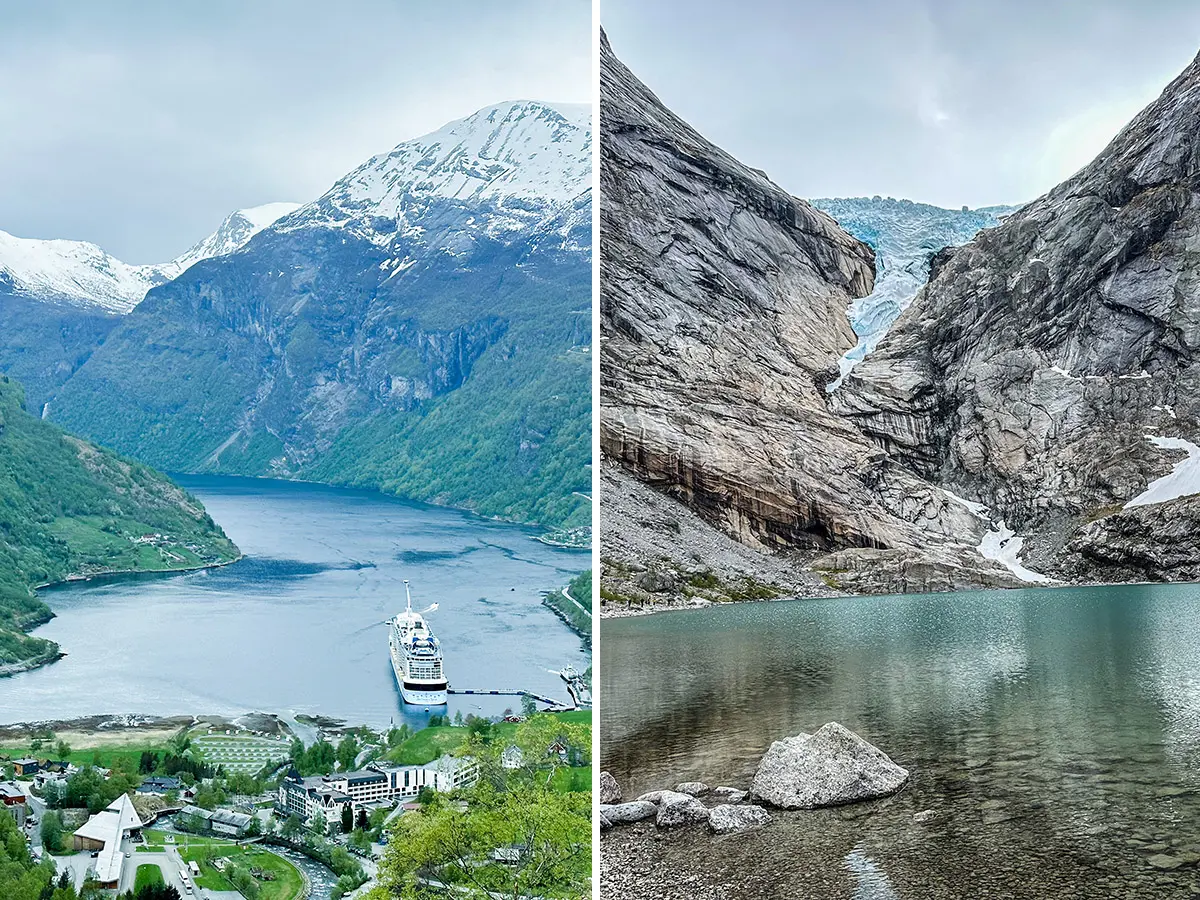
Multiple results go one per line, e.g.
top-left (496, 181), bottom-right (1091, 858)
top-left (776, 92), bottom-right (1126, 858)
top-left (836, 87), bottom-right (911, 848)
top-left (708, 804), bottom-right (771, 834)
top-left (601, 801), bottom-right (658, 825)
top-left (600, 771), bottom-right (621, 805)
top-left (675, 781), bottom-right (709, 797)
top-left (751, 723), bottom-right (909, 809)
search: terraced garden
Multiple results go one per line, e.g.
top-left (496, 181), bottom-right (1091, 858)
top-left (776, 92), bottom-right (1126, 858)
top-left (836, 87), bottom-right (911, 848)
top-left (192, 731), bottom-right (290, 774)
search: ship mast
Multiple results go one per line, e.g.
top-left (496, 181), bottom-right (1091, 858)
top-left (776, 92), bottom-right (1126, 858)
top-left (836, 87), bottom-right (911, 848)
top-left (404, 579), bottom-right (412, 613)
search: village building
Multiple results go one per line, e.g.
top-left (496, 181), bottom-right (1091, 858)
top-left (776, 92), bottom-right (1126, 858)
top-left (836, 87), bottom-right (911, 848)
top-left (0, 782), bottom-right (27, 827)
top-left (12, 759), bottom-right (39, 777)
top-left (136, 775), bottom-right (183, 794)
top-left (178, 805), bottom-right (254, 837)
top-left (277, 755), bottom-right (479, 826)
top-left (72, 793), bottom-right (144, 888)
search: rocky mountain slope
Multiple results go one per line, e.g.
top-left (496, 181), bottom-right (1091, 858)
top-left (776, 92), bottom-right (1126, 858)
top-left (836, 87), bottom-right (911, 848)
top-left (810, 198), bottom-right (1017, 386)
top-left (837, 48), bottom-right (1200, 582)
top-left (0, 203), bottom-right (298, 410)
top-left (599, 30), bottom-right (1020, 598)
top-left (0, 375), bottom-right (238, 674)
top-left (49, 101), bottom-right (593, 528)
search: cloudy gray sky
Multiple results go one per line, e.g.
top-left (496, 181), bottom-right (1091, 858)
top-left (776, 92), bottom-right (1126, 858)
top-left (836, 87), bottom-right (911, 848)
top-left (0, 0), bottom-right (591, 263)
top-left (603, 0), bottom-right (1200, 209)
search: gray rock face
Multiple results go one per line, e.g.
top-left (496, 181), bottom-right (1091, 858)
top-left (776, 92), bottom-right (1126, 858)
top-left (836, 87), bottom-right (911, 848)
top-left (750, 723), bottom-right (909, 809)
top-left (601, 801), bottom-right (659, 825)
top-left (599, 30), bottom-right (1028, 593)
top-left (707, 804), bottom-right (771, 835)
top-left (600, 771), bottom-right (622, 805)
top-left (1066, 493), bottom-right (1200, 581)
top-left (675, 782), bottom-right (709, 797)
top-left (655, 792), bottom-right (711, 828)
top-left (838, 49), bottom-right (1200, 579)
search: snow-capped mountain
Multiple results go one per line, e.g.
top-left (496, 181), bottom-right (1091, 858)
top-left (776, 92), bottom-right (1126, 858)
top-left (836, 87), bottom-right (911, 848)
top-left (0, 202), bottom-right (299, 314)
top-left (162, 202), bottom-right (300, 277)
top-left (48, 98), bottom-right (594, 529)
top-left (812, 197), bottom-right (1018, 387)
top-left (279, 100), bottom-right (592, 250)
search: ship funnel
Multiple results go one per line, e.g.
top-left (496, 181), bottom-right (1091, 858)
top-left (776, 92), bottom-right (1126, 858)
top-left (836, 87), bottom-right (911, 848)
top-left (404, 580), bottom-right (412, 612)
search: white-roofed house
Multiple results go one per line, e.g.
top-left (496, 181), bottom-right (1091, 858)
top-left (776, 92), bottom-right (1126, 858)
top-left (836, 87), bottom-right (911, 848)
top-left (72, 793), bottom-right (144, 887)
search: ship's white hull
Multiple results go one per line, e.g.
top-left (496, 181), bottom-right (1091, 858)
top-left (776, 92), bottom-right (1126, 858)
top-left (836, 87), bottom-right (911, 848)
top-left (390, 643), bottom-right (447, 706)
top-left (400, 684), bottom-right (449, 706)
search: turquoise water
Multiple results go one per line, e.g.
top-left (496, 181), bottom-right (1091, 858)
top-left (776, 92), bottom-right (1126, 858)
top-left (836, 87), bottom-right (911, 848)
top-left (601, 584), bottom-right (1200, 898)
top-left (0, 476), bottom-right (588, 729)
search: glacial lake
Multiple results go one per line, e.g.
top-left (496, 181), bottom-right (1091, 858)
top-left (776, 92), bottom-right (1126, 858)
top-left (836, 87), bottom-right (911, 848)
top-left (601, 585), bottom-right (1200, 899)
top-left (0, 475), bottom-right (589, 729)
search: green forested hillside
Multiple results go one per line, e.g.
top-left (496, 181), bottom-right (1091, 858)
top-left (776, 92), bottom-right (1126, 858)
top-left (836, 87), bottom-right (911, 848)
top-left (0, 375), bottom-right (239, 672)
top-left (50, 226), bottom-right (592, 529)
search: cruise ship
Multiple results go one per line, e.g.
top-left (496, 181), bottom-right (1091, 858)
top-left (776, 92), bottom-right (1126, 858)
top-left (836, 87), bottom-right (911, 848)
top-left (388, 581), bottom-right (448, 706)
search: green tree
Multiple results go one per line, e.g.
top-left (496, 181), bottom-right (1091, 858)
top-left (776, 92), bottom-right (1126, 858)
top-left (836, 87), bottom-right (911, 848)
top-left (341, 803), bottom-right (354, 835)
top-left (520, 695), bottom-right (538, 719)
top-left (372, 781), bottom-right (590, 900)
top-left (336, 736), bottom-right (359, 772)
top-left (54, 739), bottom-right (71, 761)
top-left (40, 810), bottom-right (65, 853)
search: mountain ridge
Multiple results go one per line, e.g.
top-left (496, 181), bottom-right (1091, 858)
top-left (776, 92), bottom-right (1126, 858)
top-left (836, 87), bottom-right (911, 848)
top-left (45, 98), bottom-right (594, 529)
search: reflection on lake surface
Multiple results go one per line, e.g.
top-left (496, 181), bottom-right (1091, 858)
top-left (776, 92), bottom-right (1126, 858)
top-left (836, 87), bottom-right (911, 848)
top-left (601, 584), bottom-right (1200, 898)
top-left (1, 476), bottom-right (588, 729)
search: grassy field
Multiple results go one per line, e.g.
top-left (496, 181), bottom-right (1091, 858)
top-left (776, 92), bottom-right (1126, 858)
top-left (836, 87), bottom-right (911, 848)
top-left (191, 731), bottom-right (290, 774)
top-left (181, 844), bottom-right (304, 900)
top-left (141, 829), bottom-right (232, 852)
top-left (388, 710), bottom-right (592, 766)
top-left (134, 863), bottom-right (165, 890)
top-left (0, 737), bottom-right (173, 771)
top-left (550, 765), bottom-right (592, 792)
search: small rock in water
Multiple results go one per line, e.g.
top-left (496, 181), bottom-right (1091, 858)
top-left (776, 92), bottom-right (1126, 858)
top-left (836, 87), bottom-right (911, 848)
top-left (675, 781), bottom-right (710, 796)
top-left (912, 809), bottom-right (936, 823)
top-left (712, 786), bottom-right (748, 803)
top-left (656, 792), bottom-right (711, 827)
top-left (708, 803), bottom-right (770, 834)
top-left (635, 790), bottom-right (677, 805)
top-left (750, 722), bottom-right (909, 809)
top-left (602, 801), bottom-right (658, 825)
top-left (600, 770), bottom-right (622, 804)
top-left (1148, 854), bottom-right (1185, 870)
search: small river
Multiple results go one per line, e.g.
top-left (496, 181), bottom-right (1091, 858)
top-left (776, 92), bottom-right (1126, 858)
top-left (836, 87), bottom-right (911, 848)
top-left (0, 476), bottom-right (589, 729)
top-left (601, 584), bottom-right (1200, 898)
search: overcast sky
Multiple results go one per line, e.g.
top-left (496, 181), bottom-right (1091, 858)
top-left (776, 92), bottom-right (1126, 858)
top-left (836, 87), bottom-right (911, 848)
top-left (603, 0), bottom-right (1200, 209)
top-left (0, 0), bottom-right (591, 262)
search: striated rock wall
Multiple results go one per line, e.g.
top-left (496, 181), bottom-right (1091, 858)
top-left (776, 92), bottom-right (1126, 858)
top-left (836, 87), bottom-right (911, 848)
top-left (600, 30), bottom-right (1002, 572)
top-left (838, 49), bottom-right (1200, 577)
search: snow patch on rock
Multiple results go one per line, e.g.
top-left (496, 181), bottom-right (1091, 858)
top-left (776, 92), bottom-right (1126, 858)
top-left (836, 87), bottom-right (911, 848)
top-left (978, 522), bottom-right (1051, 583)
top-left (1126, 436), bottom-right (1200, 509)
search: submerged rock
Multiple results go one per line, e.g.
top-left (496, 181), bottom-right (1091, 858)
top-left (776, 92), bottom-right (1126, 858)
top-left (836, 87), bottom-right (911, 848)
top-left (750, 722), bottom-right (909, 809)
top-left (708, 804), bottom-right (770, 834)
top-left (656, 792), bottom-right (711, 828)
top-left (711, 786), bottom-right (748, 803)
top-left (675, 781), bottom-right (710, 797)
top-left (600, 770), bottom-right (622, 805)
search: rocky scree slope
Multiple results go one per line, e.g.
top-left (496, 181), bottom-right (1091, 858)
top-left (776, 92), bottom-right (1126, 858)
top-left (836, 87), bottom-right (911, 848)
top-left (0, 375), bottom-right (238, 674)
top-left (837, 48), bottom-right (1200, 582)
top-left (50, 101), bottom-right (593, 528)
top-left (599, 30), bottom-right (1021, 595)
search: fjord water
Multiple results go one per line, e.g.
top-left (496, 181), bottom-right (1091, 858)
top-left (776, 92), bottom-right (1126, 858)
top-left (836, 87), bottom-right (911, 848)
top-left (1, 476), bottom-right (588, 728)
top-left (602, 586), bottom-right (1200, 898)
